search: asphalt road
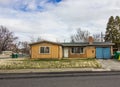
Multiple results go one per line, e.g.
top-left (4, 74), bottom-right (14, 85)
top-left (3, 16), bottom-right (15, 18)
top-left (0, 72), bottom-right (120, 87)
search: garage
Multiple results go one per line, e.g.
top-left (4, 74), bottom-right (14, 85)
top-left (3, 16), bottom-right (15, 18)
top-left (96, 47), bottom-right (111, 59)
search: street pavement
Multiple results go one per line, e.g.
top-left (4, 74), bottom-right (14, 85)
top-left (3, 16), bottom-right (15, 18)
top-left (0, 72), bottom-right (120, 87)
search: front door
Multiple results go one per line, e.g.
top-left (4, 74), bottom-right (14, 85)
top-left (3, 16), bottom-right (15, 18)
top-left (64, 48), bottom-right (68, 58)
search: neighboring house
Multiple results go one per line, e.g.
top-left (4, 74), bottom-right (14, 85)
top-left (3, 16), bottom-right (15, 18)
top-left (30, 36), bottom-right (114, 59)
top-left (2, 51), bottom-right (12, 56)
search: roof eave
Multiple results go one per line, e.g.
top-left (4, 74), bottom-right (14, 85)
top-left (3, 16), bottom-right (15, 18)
top-left (29, 41), bottom-right (62, 46)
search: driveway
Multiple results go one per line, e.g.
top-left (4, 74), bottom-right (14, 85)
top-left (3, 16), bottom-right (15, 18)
top-left (98, 59), bottom-right (120, 71)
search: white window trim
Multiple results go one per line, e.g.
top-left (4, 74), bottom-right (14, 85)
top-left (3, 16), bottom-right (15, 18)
top-left (39, 46), bottom-right (50, 54)
top-left (71, 47), bottom-right (85, 54)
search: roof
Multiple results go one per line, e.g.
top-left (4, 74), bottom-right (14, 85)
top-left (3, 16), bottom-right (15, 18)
top-left (29, 40), bottom-right (62, 46)
top-left (92, 42), bottom-right (115, 46)
top-left (61, 42), bottom-right (89, 46)
top-left (29, 40), bottom-right (114, 47)
top-left (61, 42), bottom-right (114, 47)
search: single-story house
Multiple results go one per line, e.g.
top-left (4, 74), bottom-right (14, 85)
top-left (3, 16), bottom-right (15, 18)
top-left (30, 37), bottom-right (114, 59)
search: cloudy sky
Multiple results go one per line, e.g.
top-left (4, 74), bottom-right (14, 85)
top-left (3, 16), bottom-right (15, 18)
top-left (0, 0), bottom-right (120, 42)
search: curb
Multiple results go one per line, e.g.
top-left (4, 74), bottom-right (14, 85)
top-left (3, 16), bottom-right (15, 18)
top-left (0, 71), bottom-right (120, 79)
top-left (0, 68), bottom-right (120, 79)
top-left (0, 68), bottom-right (110, 74)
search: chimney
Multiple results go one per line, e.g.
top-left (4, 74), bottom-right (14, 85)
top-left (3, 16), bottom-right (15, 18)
top-left (88, 36), bottom-right (94, 44)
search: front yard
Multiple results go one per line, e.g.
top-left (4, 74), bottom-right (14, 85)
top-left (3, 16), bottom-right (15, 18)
top-left (0, 58), bottom-right (101, 69)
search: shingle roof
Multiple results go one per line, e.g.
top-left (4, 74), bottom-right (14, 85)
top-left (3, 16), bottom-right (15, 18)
top-left (92, 42), bottom-right (115, 46)
top-left (29, 40), bottom-right (114, 47)
top-left (61, 42), bottom-right (89, 46)
top-left (61, 42), bottom-right (114, 47)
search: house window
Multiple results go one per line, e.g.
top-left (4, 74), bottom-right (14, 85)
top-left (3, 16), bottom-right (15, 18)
top-left (71, 47), bottom-right (84, 54)
top-left (40, 47), bottom-right (50, 54)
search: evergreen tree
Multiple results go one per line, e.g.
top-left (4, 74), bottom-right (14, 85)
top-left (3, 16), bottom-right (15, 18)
top-left (114, 16), bottom-right (120, 50)
top-left (105, 16), bottom-right (120, 43)
top-left (105, 16), bottom-right (120, 51)
top-left (104, 16), bottom-right (115, 42)
top-left (114, 16), bottom-right (120, 42)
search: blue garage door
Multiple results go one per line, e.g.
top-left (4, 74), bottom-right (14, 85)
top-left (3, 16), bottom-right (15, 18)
top-left (96, 47), bottom-right (111, 59)
top-left (96, 48), bottom-right (103, 59)
top-left (103, 48), bottom-right (111, 59)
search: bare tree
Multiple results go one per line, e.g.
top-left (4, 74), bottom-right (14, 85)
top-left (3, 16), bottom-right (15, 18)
top-left (13, 41), bottom-right (21, 53)
top-left (37, 36), bottom-right (43, 42)
top-left (20, 41), bottom-right (30, 55)
top-left (70, 28), bottom-right (90, 42)
top-left (93, 32), bottom-right (104, 42)
top-left (0, 26), bottom-right (18, 53)
top-left (7, 41), bottom-right (21, 53)
top-left (93, 34), bottom-right (101, 42)
top-left (30, 36), bottom-right (44, 43)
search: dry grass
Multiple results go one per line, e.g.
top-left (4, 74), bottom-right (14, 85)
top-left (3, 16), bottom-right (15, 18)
top-left (0, 58), bottom-right (101, 69)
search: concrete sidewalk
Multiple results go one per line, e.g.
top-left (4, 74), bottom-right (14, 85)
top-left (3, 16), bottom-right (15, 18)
top-left (98, 59), bottom-right (120, 71)
top-left (0, 68), bottom-right (110, 74)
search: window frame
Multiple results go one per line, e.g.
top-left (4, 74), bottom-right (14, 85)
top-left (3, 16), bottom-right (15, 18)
top-left (39, 46), bottom-right (50, 54)
top-left (71, 47), bottom-right (85, 54)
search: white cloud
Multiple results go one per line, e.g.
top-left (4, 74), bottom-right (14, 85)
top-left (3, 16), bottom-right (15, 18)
top-left (0, 0), bottom-right (120, 42)
top-left (26, 0), bottom-right (37, 10)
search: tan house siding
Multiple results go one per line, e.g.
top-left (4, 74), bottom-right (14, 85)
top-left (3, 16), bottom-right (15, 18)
top-left (111, 46), bottom-right (113, 55)
top-left (86, 46), bottom-right (96, 58)
top-left (59, 46), bottom-right (63, 58)
top-left (68, 47), bottom-right (87, 58)
top-left (31, 43), bottom-right (62, 59)
top-left (67, 46), bottom-right (95, 58)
